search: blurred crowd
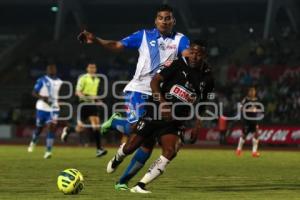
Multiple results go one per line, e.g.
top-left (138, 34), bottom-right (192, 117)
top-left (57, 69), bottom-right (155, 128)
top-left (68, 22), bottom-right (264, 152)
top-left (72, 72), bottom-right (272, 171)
top-left (218, 69), bottom-right (300, 124)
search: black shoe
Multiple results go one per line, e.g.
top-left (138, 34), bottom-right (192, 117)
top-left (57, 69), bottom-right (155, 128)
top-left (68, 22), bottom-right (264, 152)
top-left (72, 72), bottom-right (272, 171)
top-left (96, 149), bottom-right (108, 157)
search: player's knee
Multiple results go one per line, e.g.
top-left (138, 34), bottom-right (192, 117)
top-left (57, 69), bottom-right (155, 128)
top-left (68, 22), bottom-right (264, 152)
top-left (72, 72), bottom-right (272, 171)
top-left (76, 124), bottom-right (83, 133)
top-left (91, 125), bottom-right (99, 131)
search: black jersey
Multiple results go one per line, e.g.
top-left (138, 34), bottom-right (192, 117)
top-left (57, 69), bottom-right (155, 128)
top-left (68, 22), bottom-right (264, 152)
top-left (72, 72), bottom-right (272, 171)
top-left (157, 57), bottom-right (214, 118)
top-left (241, 97), bottom-right (261, 120)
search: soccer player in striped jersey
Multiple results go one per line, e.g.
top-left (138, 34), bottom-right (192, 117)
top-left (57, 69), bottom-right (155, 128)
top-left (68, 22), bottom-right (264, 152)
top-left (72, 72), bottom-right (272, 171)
top-left (28, 64), bottom-right (63, 159)
top-left (78, 4), bottom-right (190, 190)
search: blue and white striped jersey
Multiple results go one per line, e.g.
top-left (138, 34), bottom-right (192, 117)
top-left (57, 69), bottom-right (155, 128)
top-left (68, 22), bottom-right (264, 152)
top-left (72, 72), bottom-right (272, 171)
top-left (33, 75), bottom-right (63, 112)
top-left (120, 28), bottom-right (190, 95)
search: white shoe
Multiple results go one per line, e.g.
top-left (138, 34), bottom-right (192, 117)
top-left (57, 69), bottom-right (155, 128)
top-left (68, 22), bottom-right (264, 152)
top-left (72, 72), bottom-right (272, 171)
top-left (61, 127), bottom-right (69, 142)
top-left (27, 142), bottom-right (36, 152)
top-left (130, 185), bottom-right (151, 194)
top-left (106, 156), bottom-right (122, 174)
top-left (44, 151), bottom-right (52, 159)
top-left (106, 157), bottom-right (115, 174)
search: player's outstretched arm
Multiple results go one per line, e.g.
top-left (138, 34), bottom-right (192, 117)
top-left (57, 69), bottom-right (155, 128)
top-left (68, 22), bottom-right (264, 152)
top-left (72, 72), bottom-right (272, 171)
top-left (77, 30), bottom-right (124, 52)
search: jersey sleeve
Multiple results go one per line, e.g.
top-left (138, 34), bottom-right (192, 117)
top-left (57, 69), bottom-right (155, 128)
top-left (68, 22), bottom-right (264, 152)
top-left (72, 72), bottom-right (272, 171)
top-left (33, 78), bottom-right (43, 93)
top-left (178, 35), bottom-right (190, 55)
top-left (203, 74), bottom-right (215, 100)
top-left (120, 30), bottom-right (144, 49)
top-left (76, 76), bottom-right (85, 92)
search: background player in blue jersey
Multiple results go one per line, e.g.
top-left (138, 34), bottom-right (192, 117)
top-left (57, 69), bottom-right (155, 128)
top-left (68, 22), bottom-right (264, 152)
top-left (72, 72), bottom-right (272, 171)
top-left (27, 64), bottom-right (63, 159)
top-left (77, 4), bottom-right (190, 190)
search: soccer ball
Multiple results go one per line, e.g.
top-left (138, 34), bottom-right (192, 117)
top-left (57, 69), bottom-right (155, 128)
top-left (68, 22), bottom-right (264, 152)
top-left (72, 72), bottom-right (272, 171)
top-left (57, 168), bottom-right (84, 195)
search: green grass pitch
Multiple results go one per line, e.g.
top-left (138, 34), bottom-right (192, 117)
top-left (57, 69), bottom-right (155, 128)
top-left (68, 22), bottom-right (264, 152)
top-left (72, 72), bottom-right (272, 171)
top-left (0, 145), bottom-right (300, 200)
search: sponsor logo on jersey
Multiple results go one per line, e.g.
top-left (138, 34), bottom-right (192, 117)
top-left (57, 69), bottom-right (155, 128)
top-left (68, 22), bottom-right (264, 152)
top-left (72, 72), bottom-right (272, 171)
top-left (166, 44), bottom-right (176, 50)
top-left (149, 40), bottom-right (156, 47)
top-left (158, 43), bottom-right (176, 50)
top-left (170, 84), bottom-right (196, 103)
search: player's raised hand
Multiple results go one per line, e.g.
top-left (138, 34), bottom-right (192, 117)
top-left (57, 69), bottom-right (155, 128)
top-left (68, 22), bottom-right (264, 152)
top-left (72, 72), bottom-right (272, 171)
top-left (77, 30), bottom-right (95, 44)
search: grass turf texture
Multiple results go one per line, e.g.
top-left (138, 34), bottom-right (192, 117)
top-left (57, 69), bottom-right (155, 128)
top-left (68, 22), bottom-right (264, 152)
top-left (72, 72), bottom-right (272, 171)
top-left (0, 145), bottom-right (300, 200)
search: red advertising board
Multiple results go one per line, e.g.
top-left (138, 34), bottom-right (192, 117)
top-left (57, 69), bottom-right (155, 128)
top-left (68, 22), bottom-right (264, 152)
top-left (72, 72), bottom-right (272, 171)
top-left (227, 126), bottom-right (300, 145)
top-left (196, 126), bottom-right (300, 145)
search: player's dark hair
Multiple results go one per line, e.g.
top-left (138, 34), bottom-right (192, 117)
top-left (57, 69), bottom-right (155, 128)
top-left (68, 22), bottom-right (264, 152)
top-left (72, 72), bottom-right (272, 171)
top-left (86, 59), bottom-right (97, 66)
top-left (191, 40), bottom-right (207, 53)
top-left (46, 63), bottom-right (57, 70)
top-left (248, 85), bottom-right (257, 91)
top-left (157, 4), bottom-right (174, 14)
top-left (46, 58), bottom-right (56, 67)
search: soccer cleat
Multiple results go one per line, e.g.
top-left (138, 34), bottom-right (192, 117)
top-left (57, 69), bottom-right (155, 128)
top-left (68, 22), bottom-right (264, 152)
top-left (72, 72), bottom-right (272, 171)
top-left (252, 151), bottom-right (260, 158)
top-left (61, 126), bottom-right (70, 143)
top-left (100, 113), bottom-right (122, 135)
top-left (44, 151), bottom-right (52, 159)
top-left (96, 149), bottom-right (108, 157)
top-left (235, 149), bottom-right (242, 156)
top-left (107, 156), bottom-right (123, 174)
top-left (27, 142), bottom-right (36, 152)
top-left (115, 183), bottom-right (129, 191)
top-left (130, 185), bottom-right (151, 194)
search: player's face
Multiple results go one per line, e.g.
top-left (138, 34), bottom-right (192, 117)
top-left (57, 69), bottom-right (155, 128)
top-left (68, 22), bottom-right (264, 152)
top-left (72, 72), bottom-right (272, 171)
top-left (87, 64), bottom-right (97, 74)
top-left (248, 88), bottom-right (256, 98)
top-left (155, 11), bottom-right (175, 35)
top-left (47, 64), bottom-right (57, 76)
top-left (188, 45), bottom-right (206, 68)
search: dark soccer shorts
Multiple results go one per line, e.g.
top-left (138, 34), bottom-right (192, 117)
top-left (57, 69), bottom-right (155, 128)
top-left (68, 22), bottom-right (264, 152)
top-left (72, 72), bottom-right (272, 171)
top-left (78, 104), bottom-right (99, 122)
top-left (243, 120), bottom-right (258, 135)
top-left (136, 118), bottom-right (184, 139)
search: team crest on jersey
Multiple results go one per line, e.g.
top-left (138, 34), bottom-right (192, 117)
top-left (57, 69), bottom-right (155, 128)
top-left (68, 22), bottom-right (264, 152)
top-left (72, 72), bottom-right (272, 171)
top-left (170, 84), bottom-right (196, 103)
top-left (159, 43), bottom-right (166, 50)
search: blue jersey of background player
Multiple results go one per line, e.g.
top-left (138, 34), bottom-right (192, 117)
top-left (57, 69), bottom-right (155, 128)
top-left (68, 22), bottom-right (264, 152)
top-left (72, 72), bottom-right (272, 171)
top-left (77, 4), bottom-right (190, 190)
top-left (27, 64), bottom-right (63, 159)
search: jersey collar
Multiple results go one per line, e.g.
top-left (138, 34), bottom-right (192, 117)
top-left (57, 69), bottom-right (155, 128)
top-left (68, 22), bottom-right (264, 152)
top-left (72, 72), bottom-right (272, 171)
top-left (46, 75), bottom-right (58, 80)
top-left (154, 28), bottom-right (176, 40)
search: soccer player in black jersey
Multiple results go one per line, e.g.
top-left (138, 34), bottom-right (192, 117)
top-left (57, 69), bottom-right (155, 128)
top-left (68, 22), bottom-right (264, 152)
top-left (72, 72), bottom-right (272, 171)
top-left (107, 41), bottom-right (214, 193)
top-left (236, 86), bottom-right (262, 157)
